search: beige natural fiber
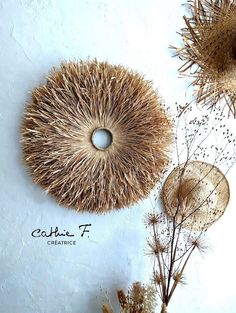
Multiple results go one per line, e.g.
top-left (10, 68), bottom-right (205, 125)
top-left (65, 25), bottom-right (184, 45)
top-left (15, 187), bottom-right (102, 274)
top-left (21, 60), bottom-right (172, 213)
top-left (101, 282), bottom-right (157, 313)
top-left (175, 0), bottom-right (236, 116)
top-left (162, 161), bottom-right (230, 230)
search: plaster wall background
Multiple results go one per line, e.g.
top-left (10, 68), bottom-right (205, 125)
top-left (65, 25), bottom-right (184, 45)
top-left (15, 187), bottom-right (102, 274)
top-left (0, 1), bottom-right (236, 313)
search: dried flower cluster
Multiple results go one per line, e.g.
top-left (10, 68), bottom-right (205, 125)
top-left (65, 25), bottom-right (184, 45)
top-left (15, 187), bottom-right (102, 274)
top-left (21, 60), bottom-right (172, 213)
top-left (145, 104), bottom-right (236, 312)
top-left (175, 0), bottom-right (236, 115)
top-left (101, 282), bottom-right (157, 313)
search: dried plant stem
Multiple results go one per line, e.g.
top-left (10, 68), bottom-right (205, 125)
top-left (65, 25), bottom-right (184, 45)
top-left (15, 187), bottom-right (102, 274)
top-left (161, 303), bottom-right (167, 313)
top-left (168, 246), bottom-right (196, 302)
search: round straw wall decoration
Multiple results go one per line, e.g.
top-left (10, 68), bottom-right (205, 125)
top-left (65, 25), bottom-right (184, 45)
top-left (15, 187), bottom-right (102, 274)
top-left (162, 161), bottom-right (230, 231)
top-left (175, 0), bottom-right (236, 116)
top-left (21, 60), bottom-right (172, 213)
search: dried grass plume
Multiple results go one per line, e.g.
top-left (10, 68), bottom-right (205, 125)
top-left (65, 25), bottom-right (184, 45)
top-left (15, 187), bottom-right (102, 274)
top-left (175, 0), bottom-right (236, 116)
top-left (21, 60), bottom-right (172, 213)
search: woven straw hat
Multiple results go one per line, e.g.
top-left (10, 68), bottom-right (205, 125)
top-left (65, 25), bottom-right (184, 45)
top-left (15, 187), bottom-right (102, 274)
top-left (175, 0), bottom-right (236, 115)
top-left (162, 161), bottom-right (230, 230)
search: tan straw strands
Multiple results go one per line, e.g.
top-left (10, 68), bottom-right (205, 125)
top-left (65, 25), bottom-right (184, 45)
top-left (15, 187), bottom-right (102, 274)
top-left (21, 60), bottom-right (172, 213)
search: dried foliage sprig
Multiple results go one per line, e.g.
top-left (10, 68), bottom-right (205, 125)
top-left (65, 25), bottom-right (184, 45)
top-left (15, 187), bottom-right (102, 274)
top-left (173, 0), bottom-right (236, 116)
top-left (145, 104), bottom-right (236, 312)
top-left (21, 60), bottom-right (172, 213)
top-left (101, 282), bottom-right (157, 313)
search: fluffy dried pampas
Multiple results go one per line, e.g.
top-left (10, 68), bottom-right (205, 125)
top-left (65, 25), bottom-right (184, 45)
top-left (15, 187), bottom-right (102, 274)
top-left (175, 0), bottom-right (236, 116)
top-left (21, 60), bottom-right (172, 213)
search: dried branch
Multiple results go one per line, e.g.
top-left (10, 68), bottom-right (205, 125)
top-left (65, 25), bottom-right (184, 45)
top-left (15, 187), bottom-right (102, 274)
top-left (145, 104), bottom-right (236, 312)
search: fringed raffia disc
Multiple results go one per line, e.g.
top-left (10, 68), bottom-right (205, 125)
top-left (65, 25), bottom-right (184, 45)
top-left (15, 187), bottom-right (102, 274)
top-left (21, 60), bottom-right (172, 213)
top-left (162, 161), bottom-right (230, 230)
top-left (175, 0), bottom-right (236, 116)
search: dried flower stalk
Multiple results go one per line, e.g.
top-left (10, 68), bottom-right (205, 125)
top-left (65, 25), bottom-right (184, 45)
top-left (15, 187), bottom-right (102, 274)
top-left (174, 0), bottom-right (236, 116)
top-left (145, 105), bottom-right (236, 312)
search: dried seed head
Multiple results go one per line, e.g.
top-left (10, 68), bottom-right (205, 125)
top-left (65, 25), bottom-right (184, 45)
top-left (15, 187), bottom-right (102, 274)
top-left (172, 272), bottom-right (186, 285)
top-left (117, 290), bottom-right (127, 309)
top-left (130, 282), bottom-right (145, 306)
top-left (144, 212), bottom-right (160, 227)
top-left (190, 236), bottom-right (209, 254)
top-left (147, 239), bottom-right (168, 256)
top-left (153, 271), bottom-right (164, 285)
top-left (21, 60), bottom-right (173, 213)
top-left (175, 0), bottom-right (236, 116)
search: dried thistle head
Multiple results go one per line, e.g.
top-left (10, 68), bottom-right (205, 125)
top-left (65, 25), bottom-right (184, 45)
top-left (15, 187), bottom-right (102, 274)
top-left (175, 0), bottom-right (236, 115)
top-left (172, 272), bottom-right (186, 286)
top-left (189, 236), bottom-right (209, 254)
top-left (144, 212), bottom-right (160, 227)
top-left (21, 59), bottom-right (172, 213)
top-left (153, 271), bottom-right (164, 286)
top-left (147, 238), bottom-right (168, 257)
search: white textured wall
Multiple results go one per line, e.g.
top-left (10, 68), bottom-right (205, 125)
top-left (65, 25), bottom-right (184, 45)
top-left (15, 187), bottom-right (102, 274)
top-left (0, 1), bottom-right (236, 312)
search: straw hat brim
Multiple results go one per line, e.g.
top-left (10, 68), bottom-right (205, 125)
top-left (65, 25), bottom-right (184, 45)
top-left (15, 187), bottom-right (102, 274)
top-left (162, 161), bottom-right (230, 231)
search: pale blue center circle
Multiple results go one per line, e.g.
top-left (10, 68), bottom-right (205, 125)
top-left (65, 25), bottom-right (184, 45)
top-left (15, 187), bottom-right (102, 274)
top-left (92, 128), bottom-right (113, 150)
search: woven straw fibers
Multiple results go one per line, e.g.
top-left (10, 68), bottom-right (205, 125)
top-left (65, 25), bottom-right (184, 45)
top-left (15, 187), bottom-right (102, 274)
top-left (162, 161), bottom-right (230, 230)
top-left (177, 0), bottom-right (236, 116)
top-left (21, 60), bottom-right (172, 213)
